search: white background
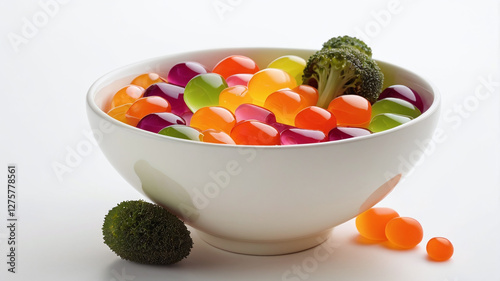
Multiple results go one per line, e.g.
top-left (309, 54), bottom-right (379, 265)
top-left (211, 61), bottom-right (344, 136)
top-left (1, 0), bottom-right (499, 280)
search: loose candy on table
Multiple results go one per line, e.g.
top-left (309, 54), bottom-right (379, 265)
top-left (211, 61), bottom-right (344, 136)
top-left (158, 125), bottom-right (202, 141)
top-left (234, 103), bottom-right (276, 124)
top-left (189, 106), bottom-right (236, 134)
top-left (167, 61), bottom-right (208, 87)
top-left (201, 129), bottom-right (236, 144)
top-left (125, 96), bottom-right (171, 127)
top-left (226, 73), bottom-right (253, 87)
top-left (218, 85), bottom-right (252, 113)
top-left (371, 97), bottom-right (421, 119)
top-left (385, 217), bottom-right (423, 249)
top-left (426, 237), bottom-right (454, 261)
top-left (280, 128), bottom-right (326, 145)
top-left (328, 126), bottom-right (371, 141)
top-left (368, 113), bottom-right (411, 133)
top-left (212, 55), bottom-right (260, 79)
top-left (327, 95), bottom-right (372, 128)
top-left (109, 85), bottom-right (144, 110)
top-left (378, 85), bottom-right (424, 112)
top-left (264, 89), bottom-right (309, 125)
top-left (184, 73), bottom-right (228, 112)
top-left (295, 106), bottom-right (337, 135)
top-left (230, 120), bottom-right (280, 146)
top-left (267, 55), bottom-right (307, 85)
top-left (143, 82), bottom-right (191, 116)
top-left (247, 68), bottom-right (297, 106)
top-left (355, 207), bottom-right (400, 241)
top-left (292, 85), bottom-right (319, 107)
top-left (107, 103), bottom-right (132, 124)
top-left (136, 112), bottom-right (186, 133)
top-left (130, 73), bottom-right (165, 89)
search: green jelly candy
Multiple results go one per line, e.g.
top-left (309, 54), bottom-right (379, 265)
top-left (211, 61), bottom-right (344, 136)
top-left (267, 55), bottom-right (306, 85)
top-left (158, 125), bottom-right (202, 141)
top-left (371, 98), bottom-right (421, 119)
top-left (184, 73), bottom-right (227, 112)
top-left (369, 113), bottom-right (412, 133)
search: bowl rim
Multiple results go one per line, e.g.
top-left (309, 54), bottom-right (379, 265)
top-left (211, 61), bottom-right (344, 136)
top-left (87, 47), bottom-right (441, 149)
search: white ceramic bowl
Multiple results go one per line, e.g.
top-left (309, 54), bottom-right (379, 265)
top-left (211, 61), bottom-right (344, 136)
top-left (87, 48), bottom-right (440, 255)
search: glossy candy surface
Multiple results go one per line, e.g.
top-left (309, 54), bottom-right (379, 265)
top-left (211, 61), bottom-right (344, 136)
top-left (264, 90), bottom-right (309, 125)
top-left (234, 103), bottom-right (276, 124)
top-left (385, 217), bottom-right (423, 249)
top-left (201, 129), bottom-right (236, 144)
top-left (292, 85), bottom-right (319, 107)
top-left (426, 237), bottom-right (454, 261)
top-left (218, 85), bottom-right (251, 113)
top-left (280, 128), bottom-right (326, 145)
top-left (327, 95), bottom-right (372, 128)
top-left (212, 55), bottom-right (259, 79)
top-left (295, 106), bottom-right (337, 134)
top-left (379, 85), bottom-right (424, 112)
top-left (230, 120), bottom-right (280, 146)
top-left (190, 106), bottom-right (236, 134)
top-left (107, 103), bottom-right (132, 124)
top-left (167, 62), bottom-right (208, 87)
top-left (143, 82), bottom-right (190, 116)
top-left (355, 207), bottom-right (400, 241)
top-left (130, 73), bottom-right (165, 89)
top-left (368, 113), bottom-right (411, 133)
top-left (137, 112), bottom-right (186, 133)
top-left (184, 73), bottom-right (228, 112)
top-left (371, 97), bottom-right (421, 119)
top-left (125, 96), bottom-right (171, 127)
top-left (158, 125), bottom-right (202, 141)
top-left (109, 85), bottom-right (144, 110)
top-left (226, 73), bottom-right (253, 87)
top-left (328, 127), bottom-right (371, 141)
top-left (247, 68), bottom-right (297, 106)
top-left (267, 55), bottom-right (306, 85)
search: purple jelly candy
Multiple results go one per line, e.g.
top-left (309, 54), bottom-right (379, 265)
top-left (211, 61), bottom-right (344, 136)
top-left (226, 73), bottom-right (253, 87)
top-left (234, 103), bottom-right (276, 124)
top-left (269, 122), bottom-right (295, 133)
top-left (328, 127), bottom-right (371, 141)
top-left (281, 128), bottom-right (326, 145)
top-left (143, 82), bottom-right (191, 116)
top-left (167, 62), bottom-right (208, 87)
top-left (137, 112), bottom-right (186, 133)
top-left (378, 85), bottom-right (424, 112)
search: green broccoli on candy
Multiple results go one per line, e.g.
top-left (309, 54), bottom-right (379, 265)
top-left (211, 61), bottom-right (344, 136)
top-left (102, 200), bottom-right (193, 265)
top-left (303, 35), bottom-right (384, 107)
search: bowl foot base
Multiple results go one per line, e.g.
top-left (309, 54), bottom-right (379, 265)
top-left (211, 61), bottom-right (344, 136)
top-left (197, 228), bottom-right (333, 255)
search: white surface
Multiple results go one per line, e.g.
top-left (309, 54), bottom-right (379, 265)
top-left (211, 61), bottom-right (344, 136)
top-left (0, 0), bottom-right (499, 280)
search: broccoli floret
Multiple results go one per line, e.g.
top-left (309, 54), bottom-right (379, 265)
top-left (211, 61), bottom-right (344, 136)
top-left (102, 200), bottom-right (193, 265)
top-left (302, 47), bottom-right (383, 107)
top-left (322, 35), bottom-right (372, 57)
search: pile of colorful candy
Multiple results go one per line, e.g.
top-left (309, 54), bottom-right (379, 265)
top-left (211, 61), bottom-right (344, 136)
top-left (105, 54), bottom-right (425, 145)
top-left (356, 207), bottom-right (454, 261)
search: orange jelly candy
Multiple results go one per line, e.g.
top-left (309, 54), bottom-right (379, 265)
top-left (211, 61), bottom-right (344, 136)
top-left (130, 73), bottom-right (165, 89)
top-left (190, 106), bottom-right (236, 134)
top-left (230, 120), bottom-right (280, 145)
top-left (355, 207), bottom-right (400, 241)
top-left (212, 55), bottom-right (260, 79)
top-left (125, 96), bottom-right (171, 127)
top-left (385, 217), bottom-right (424, 249)
top-left (247, 68), bottom-right (297, 106)
top-left (426, 237), bottom-right (454, 261)
top-left (109, 85), bottom-right (144, 110)
top-left (201, 129), bottom-right (236, 145)
top-left (327, 95), bottom-right (372, 128)
top-left (218, 85), bottom-right (252, 113)
top-left (292, 85), bottom-right (319, 106)
top-left (107, 103), bottom-right (132, 124)
top-left (295, 106), bottom-right (337, 135)
top-left (264, 90), bottom-right (309, 125)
